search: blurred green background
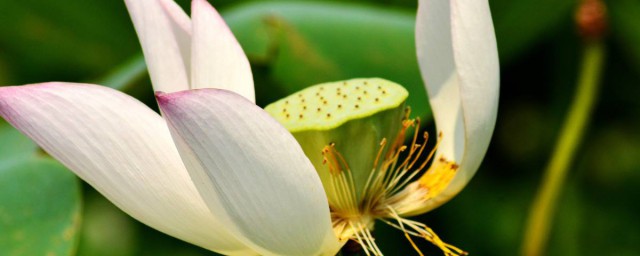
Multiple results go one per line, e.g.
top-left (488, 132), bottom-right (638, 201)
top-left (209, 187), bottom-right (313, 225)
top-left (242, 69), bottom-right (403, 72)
top-left (0, 0), bottom-right (639, 255)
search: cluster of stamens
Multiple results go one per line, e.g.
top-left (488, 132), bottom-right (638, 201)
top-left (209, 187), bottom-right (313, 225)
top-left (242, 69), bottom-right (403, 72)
top-left (322, 110), bottom-right (466, 256)
top-left (265, 78), bottom-right (464, 255)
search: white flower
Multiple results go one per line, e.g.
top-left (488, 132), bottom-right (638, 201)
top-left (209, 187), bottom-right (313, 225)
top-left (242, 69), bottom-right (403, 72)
top-left (0, 0), bottom-right (498, 255)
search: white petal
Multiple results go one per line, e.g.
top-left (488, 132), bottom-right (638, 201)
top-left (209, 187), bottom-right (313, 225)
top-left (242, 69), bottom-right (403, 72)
top-left (157, 89), bottom-right (338, 255)
top-left (159, 0), bottom-right (192, 34)
top-left (125, 0), bottom-right (190, 93)
top-left (190, 0), bottom-right (255, 102)
top-left (0, 83), bottom-right (252, 255)
top-left (416, 0), bottom-right (499, 204)
top-left (159, 0), bottom-right (193, 78)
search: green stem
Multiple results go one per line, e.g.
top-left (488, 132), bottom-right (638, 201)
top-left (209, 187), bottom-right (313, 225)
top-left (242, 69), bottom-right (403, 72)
top-left (521, 41), bottom-right (604, 256)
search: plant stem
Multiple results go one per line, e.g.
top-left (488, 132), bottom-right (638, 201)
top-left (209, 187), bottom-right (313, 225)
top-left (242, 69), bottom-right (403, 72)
top-left (521, 41), bottom-right (604, 256)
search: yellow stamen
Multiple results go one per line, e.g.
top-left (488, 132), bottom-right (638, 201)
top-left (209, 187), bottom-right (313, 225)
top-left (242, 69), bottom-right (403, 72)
top-left (381, 210), bottom-right (468, 256)
top-left (418, 157), bottom-right (458, 201)
top-left (325, 111), bottom-right (464, 255)
top-left (386, 205), bottom-right (424, 256)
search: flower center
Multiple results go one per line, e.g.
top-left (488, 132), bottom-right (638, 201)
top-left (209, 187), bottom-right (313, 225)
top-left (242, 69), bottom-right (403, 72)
top-left (265, 78), bottom-right (409, 204)
top-left (266, 78), bottom-right (465, 256)
top-left (323, 118), bottom-right (464, 256)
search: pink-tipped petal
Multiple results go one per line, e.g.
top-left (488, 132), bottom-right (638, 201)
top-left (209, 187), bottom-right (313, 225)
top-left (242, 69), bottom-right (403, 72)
top-left (190, 0), bottom-right (255, 102)
top-left (157, 89), bottom-right (338, 255)
top-left (125, 0), bottom-right (190, 93)
top-left (416, 0), bottom-right (499, 209)
top-left (0, 83), bottom-right (251, 254)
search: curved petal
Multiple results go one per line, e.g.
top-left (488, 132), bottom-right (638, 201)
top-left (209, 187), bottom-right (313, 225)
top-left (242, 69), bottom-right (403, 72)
top-left (159, 0), bottom-right (193, 79)
top-left (190, 0), bottom-right (255, 102)
top-left (159, 0), bottom-right (192, 34)
top-left (416, 0), bottom-right (499, 207)
top-left (156, 89), bottom-right (338, 255)
top-left (125, 0), bottom-right (189, 93)
top-left (0, 83), bottom-right (252, 255)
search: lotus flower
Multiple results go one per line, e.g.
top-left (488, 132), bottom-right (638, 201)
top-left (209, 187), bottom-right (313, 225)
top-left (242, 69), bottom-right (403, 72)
top-left (0, 0), bottom-right (498, 255)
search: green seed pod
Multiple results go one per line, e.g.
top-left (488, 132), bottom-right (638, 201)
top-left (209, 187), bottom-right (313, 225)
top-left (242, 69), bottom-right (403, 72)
top-left (265, 78), bottom-right (408, 203)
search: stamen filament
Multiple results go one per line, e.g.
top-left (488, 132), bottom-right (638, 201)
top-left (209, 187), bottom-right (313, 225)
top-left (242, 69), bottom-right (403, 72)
top-left (325, 110), bottom-right (462, 255)
top-left (385, 206), bottom-right (467, 256)
top-left (386, 205), bottom-right (424, 256)
top-left (350, 222), bottom-right (372, 256)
